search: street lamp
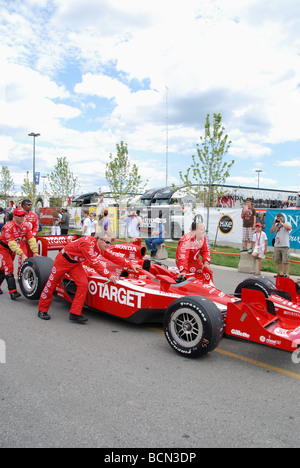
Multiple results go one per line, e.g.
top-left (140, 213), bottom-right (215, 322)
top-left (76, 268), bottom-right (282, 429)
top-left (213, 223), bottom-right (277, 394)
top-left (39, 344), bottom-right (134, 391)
top-left (255, 169), bottom-right (262, 188)
top-left (28, 132), bottom-right (40, 200)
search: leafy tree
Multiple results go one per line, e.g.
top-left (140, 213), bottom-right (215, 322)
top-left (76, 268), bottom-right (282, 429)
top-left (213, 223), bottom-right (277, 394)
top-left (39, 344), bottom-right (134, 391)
top-left (105, 141), bottom-right (147, 207)
top-left (21, 171), bottom-right (35, 202)
top-left (48, 156), bottom-right (80, 206)
top-left (0, 166), bottom-right (15, 207)
top-left (179, 113), bottom-right (234, 229)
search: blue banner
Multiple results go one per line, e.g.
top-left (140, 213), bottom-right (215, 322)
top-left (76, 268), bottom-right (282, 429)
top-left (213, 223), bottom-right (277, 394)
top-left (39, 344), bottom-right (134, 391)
top-left (34, 172), bottom-right (40, 185)
top-left (265, 209), bottom-right (300, 250)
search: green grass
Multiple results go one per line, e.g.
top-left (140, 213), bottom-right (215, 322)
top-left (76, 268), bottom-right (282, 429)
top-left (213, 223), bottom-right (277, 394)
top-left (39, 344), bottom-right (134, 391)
top-left (39, 228), bottom-right (300, 276)
top-left (162, 241), bottom-right (300, 276)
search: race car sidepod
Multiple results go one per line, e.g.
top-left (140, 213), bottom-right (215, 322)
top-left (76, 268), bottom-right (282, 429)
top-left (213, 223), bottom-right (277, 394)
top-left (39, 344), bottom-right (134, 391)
top-left (226, 288), bottom-right (300, 352)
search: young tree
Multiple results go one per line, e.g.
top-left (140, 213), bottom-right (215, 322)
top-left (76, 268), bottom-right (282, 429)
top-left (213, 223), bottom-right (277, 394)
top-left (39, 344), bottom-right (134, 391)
top-left (48, 156), bottom-right (80, 206)
top-left (21, 171), bottom-right (35, 202)
top-left (0, 166), bottom-right (15, 207)
top-left (179, 113), bottom-right (234, 229)
top-left (105, 141), bottom-right (147, 207)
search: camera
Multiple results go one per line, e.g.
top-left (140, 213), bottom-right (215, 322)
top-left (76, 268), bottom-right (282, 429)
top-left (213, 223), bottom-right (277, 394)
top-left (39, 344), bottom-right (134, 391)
top-left (275, 218), bottom-right (281, 223)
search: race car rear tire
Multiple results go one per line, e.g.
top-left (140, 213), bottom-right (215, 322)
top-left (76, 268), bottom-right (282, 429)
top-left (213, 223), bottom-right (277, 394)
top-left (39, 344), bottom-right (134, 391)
top-left (18, 257), bottom-right (54, 300)
top-left (164, 296), bottom-right (224, 358)
top-left (234, 276), bottom-right (277, 299)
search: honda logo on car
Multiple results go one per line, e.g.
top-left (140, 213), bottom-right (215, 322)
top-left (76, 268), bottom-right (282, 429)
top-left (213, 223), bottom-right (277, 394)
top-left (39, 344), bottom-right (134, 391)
top-left (89, 280), bottom-right (145, 308)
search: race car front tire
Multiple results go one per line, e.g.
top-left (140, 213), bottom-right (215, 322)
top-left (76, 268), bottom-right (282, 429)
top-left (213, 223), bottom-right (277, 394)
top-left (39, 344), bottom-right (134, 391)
top-left (18, 257), bottom-right (54, 300)
top-left (164, 296), bottom-right (224, 358)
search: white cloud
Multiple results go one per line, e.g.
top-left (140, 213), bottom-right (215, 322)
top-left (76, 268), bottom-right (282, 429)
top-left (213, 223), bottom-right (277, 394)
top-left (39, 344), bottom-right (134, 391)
top-left (0, 0), bottom-right (300, 194)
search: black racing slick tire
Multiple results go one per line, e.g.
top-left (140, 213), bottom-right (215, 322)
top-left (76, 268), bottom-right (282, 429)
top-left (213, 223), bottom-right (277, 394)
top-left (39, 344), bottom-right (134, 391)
top-left (234, 276), bottom-right (277, 299)
top-left (164, 296), bottom-right (224, 358)
top-left (18, 257), bottom-right (54, 300)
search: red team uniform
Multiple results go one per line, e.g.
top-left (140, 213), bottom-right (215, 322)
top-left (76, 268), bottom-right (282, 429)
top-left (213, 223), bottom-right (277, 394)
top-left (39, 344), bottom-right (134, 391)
top-left (0, 218), bottom-right (38, 296)
top-left (176, 232), bottom-right (211, 275)
top-left (19, 211), bottom-right (39, 262)
top-left (38, 236), bottom-right (133, 317)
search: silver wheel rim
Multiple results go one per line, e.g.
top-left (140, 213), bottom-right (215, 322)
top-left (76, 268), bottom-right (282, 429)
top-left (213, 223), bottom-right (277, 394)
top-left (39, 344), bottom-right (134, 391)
top-left (170, 307), bottom-right (203, 348)
top-left (21, 266), bottom-right (37, 294)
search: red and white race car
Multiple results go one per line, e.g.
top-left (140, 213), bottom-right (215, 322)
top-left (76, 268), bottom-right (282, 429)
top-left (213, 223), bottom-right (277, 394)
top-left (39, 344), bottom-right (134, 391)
top-left (18, 235), bottom-right (300, 358)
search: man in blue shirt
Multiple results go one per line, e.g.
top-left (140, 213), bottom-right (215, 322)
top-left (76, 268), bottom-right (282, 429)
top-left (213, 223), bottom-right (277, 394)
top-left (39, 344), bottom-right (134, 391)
top-left (145, 217), bottom-right (165, 257)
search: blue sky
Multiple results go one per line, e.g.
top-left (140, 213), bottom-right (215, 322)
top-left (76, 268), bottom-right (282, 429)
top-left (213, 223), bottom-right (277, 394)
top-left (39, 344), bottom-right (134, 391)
top-left (0, 0), bottom-right (300, 196)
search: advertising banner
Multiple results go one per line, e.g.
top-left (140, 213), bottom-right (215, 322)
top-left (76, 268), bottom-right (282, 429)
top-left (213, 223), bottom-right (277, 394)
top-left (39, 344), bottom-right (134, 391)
top-left (68, 207), bottom-right (82, 229)
top-left (205, 208), bottom-right (242, 246)
top-left (265, 209), bottom-right (300, 250)
top-left (39, 207), bottom-right (56, 226)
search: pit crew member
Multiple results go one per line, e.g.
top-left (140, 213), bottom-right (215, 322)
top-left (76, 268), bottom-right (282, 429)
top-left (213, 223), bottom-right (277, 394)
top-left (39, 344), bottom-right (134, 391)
top-left (38, 231), bottom-right (142, 323)
top-left (0, 208), bottom-right (39, 299)
top-left (176, 221), bottom-right (212, 280)
top-left (18, 199), bottom-right (39, 271)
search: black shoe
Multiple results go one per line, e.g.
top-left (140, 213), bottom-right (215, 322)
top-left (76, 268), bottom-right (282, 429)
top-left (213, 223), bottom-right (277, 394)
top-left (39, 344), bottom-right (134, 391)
top-left (10, 291), bottom-right (21, 300)
top-left (150, 250), bottom-right (157, 257)
top-left (0, 288), bottom-right (3, 295)
top-left (69, 313), bottom-right (88, 324)
top-left (38, 311), bottom-right (51, 320)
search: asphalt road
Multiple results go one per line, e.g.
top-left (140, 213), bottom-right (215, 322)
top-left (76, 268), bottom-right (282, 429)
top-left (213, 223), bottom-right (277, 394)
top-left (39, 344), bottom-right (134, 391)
top-left (0, 256), bottom-right (299, 448)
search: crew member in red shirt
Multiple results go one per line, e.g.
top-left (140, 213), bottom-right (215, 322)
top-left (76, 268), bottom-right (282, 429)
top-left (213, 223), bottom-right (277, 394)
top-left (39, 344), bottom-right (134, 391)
top-left (0, 208), bottom-right (39, 299)
top-left (22, 199), bottom-right (39, 236)
top-left (18, 199), bottom-right (39, 270)
top-left (38, 231), bottom-right (142, 323)
top-left (176, 221), bottom-right (212, 280)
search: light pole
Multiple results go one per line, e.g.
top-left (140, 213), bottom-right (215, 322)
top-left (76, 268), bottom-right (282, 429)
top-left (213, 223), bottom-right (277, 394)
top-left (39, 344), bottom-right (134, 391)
top-left (28, 132), bottom-right (40, 200)
top-left (255, 169), bottom-right (262, 188)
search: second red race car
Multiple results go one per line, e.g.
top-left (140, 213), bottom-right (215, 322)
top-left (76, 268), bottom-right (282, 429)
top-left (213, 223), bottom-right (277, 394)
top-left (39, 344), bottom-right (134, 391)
top-left (18, 235), bottom-right (300, 358)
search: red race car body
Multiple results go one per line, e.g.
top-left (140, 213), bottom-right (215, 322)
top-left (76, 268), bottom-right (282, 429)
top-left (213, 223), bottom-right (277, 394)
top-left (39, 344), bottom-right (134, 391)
top-left (19, 236), bottom-right (300, 357)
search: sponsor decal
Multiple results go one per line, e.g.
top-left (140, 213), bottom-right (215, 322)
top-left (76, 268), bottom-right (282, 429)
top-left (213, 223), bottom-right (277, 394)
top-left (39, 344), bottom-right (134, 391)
top-left (89, 280), bottom-right (145, 308)
top-left (218, 215), bottom-right (234, 234)
top-left (231, 329), bottom-right (250, 339)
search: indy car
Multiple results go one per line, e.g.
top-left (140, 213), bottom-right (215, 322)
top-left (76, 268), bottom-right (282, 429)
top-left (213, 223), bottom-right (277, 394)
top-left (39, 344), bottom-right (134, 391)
top-left (18, 235), bottom-right (300, 358)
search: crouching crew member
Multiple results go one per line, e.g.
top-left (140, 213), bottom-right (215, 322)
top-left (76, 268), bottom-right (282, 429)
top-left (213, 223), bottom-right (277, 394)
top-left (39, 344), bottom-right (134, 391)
top-left (0, 208), bottom-right (39, 299)
top-left (176, 221), bottom-right (212, 280)
top-left (38, 231), bottom-right (142, 324)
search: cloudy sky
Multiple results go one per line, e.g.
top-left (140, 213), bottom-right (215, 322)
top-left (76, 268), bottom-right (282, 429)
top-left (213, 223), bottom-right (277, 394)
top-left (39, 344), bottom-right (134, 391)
top-left (1, 0), bottom-right (300, 197)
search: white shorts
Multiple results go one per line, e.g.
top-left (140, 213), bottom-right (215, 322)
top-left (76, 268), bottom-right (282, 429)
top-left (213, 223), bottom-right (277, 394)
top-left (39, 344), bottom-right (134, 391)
top-left (253, 247), bottom-right (265, 259)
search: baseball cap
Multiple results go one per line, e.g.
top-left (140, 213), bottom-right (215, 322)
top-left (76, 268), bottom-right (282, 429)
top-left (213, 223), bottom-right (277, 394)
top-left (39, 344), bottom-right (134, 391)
top-left (13, 208), bottom-right (26, 216)
top-left (255, 222), bottom-right (262, 227)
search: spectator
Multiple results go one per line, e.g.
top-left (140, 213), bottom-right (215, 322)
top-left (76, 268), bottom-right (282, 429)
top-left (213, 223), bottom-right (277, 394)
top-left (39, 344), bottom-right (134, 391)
top-left (241, 198), bottom-right (256, 251)
top-left (51, 210), bottom-right (61, 235)
top-left (145, 217), bottom-right (165, 257)
top-left (89, 212), bottom-right (97, 237)
top-left (96, 194), bottom-right (108, 220)
top-left (102, 209), bottom-right (111, 233)
top-left (270, 213), bottom-right (292, 277)
top-left (60, 208), bottom-right (70, 235)
top-left (249, 222), bottom-right (268, 275)
top-left (121, 210), bottom-right (143, 243)
top-left (0, 207), bottom-right (6, 232)
top-left (82, 209), bottom-right (92, 236)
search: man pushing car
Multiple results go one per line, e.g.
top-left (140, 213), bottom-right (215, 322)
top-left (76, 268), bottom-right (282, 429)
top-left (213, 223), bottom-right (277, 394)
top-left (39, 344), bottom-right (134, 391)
top-left (38, 231), bottom-right (142, 323)
top-left (176, 221), bottom-right (212, 280)
top-left (0, 208), bottom-right (39, 299)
